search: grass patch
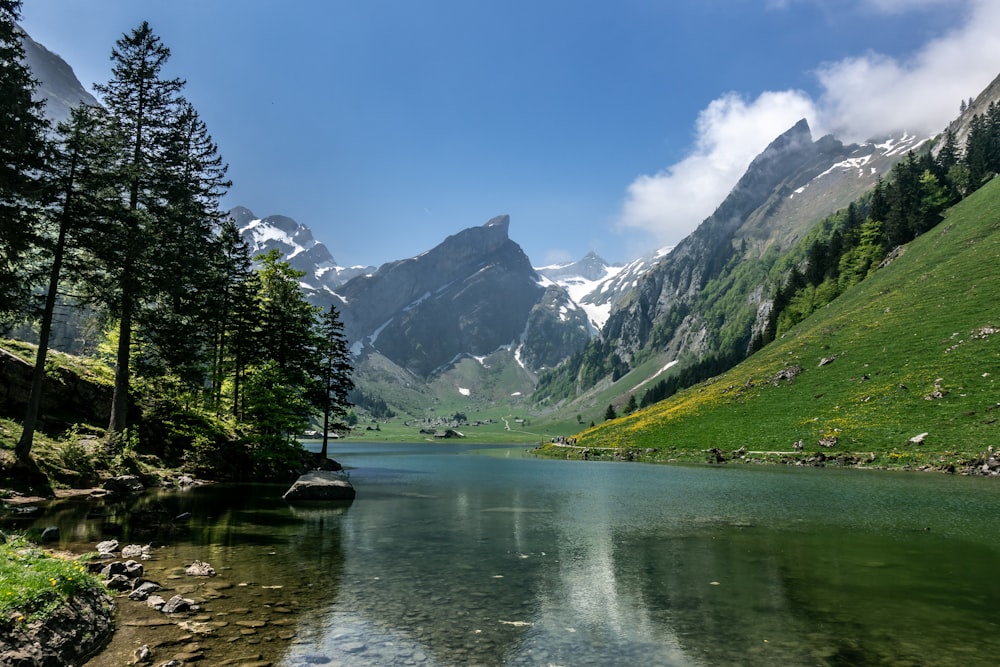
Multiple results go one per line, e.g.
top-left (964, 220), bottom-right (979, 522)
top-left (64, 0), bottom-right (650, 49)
top-left (0, 533), bottom-right (106, 628)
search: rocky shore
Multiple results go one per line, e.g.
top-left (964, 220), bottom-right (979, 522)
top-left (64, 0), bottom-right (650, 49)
top-left (2, 537), bottom-right (304, 667)
top-left (2, 468), bottom-right (356, 667)
top-left (0, 585), bottom-right (114, 667)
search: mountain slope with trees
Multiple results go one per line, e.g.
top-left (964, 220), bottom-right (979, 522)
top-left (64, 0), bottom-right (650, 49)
top-left (533, 121), bottom-right (929, 415)
top-left (552, 167), bottom-right (1000, 467)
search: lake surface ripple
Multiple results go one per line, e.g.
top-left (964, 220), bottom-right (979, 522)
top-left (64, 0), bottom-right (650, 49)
top-left (10, 442), bottom-right (1000, 666)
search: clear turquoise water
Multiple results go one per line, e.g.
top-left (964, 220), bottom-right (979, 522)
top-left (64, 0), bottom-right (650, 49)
top-left (11, 442), bottom-right (1000, 666)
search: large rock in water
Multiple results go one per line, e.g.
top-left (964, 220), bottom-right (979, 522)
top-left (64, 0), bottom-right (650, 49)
top-left (283, 471), bottom-right (356, 501)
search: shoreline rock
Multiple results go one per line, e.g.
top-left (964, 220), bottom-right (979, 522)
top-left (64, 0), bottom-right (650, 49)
top-left (0, 586), bottom-right (115, 667)
top-left (282, 470), bottom-right (356, 501)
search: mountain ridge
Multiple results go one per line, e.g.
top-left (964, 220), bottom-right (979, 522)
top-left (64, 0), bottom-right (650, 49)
top-left (18, 26), bottom-right (99, 125)
top-left (328, 214), bottom-right (593, 379)
top-left (563, 174), bottom-right (1000, 464)
top-left (21, 23), bottom-right (1000, 430)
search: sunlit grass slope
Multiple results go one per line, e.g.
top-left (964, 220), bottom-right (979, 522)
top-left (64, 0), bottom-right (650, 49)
top-left (560, 177), bottom-right (1000, 467)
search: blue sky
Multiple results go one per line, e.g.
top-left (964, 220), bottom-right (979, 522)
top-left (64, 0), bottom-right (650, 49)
top-left (19, 0), bottom-right (1000, 268)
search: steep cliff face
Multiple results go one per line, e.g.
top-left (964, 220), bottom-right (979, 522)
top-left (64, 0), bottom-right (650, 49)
top-left (331, 215), bottom-right (591, 378)
top-left (604, 120), bottom-right (845, 359)
top-left (602, 119), bottom-right (921, 367)
top-left (19, 29), bottom-right (99, 125)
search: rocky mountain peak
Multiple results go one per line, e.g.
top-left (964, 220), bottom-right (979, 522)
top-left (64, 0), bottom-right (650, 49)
top-left (326, 215), bottom-right (591, 378)
top-left (484, 214), bottom-right (510, 229)
top-left (750, 118), bottom-right (814, 166)
top-left (18, 27), bottom-right (99, 126)
top-left (230, 207), bottom-right (376, 294)
top-left (236, 207), bottom-right (336, 268)
top-left (538, 251), bottom-right (613, 283)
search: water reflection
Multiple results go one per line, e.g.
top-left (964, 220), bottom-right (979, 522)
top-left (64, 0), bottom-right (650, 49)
top-left (5, 445), bottom-right (1000, 666)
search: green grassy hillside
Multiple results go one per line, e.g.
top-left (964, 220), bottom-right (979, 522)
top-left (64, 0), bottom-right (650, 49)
top-left (547, 177), bottom-right (1000, 469)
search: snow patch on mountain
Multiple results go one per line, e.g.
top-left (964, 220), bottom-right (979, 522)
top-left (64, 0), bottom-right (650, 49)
top-left (789, 132), bottom-right (929, 200)
top-left (634, 360), bottom-right (680, 391)
top-left (243, 219), bottom-right (297, 251)
top-left (231, 206), bottom-right (376, 293)
top-left (537, 247), bottom-right (672, 331)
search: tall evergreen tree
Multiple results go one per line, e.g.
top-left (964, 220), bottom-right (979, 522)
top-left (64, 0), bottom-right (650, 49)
top-left (16, 105), bottom-right (111, 459)
top-left (965, 113), bottom-right (992, 189)
top-left (936, 127), bottom-right (960, 173)
top-left (207, 219), bottom-right (256, 415)
top-left (237, 251), bottom-right (325, 467)
top-left (253, 249), bottom-right (320, 386)
top-left (868, 177), bottom-right (889, 225)
top-left (89, 22), bottom-right (185, 444)
top-left (0, 0), bottom-right (49, 317)
top-left (315, 304), bottom-right (354, 459)
top-left (133, 99), bottom-right (230, 388)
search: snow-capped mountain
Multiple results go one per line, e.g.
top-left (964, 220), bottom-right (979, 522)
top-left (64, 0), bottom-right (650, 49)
top-left (230, 206), bottom-right (375, 294)
top-left (536, 249), bottom-right (671, 330)
top-left (586, 119), bottom-right (929, 392)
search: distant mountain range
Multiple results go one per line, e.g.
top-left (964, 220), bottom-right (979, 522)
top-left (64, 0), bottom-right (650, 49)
top-left (237, 212), bottom-right (596, 378)
top-left (21, 25), bottom-right (1000, 422)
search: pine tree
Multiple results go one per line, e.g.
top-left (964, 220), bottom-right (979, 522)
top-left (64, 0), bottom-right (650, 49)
top-left (624, 393), bottom-right (638, 416)
top-left (239, 250), bottom-right (320, 439)
top-left (936, 128), bottom-right (959, 173)
top-left (868, 177), bottom-right (889, 225)
top-left (89, 22), bottom-right (185, 444)
top-left (315, 304), bottom-right (354, 459)
top-left (965, 113), bottom-right (991, 189)
top-left (206, 219), bottom-right (256, 414)
top-left (604, 404), bottom-right (617, 421)
top-left (16, 105), bottom-right (110, 459)
top-left (0, 0), bottom-right (50, 317)
top-left (253, 249), bottom-right (321, 385)
top-left (133, 99), bottom-right (230, 388)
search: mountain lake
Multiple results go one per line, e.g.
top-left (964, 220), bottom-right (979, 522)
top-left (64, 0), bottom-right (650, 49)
top-left (6, 442), bottom-right (1000, 666)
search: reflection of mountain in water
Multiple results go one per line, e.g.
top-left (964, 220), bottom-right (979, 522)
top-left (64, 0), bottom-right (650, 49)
top-left (296, 483), bottom-right (548, 666)
top-left (614, 525), bottom-right (1000, 666)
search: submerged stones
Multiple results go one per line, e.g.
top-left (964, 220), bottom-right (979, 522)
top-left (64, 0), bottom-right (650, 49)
top-left (283, 470), bottom-right (356, 501)
top-left (185, 560), bottom-right (217, 577)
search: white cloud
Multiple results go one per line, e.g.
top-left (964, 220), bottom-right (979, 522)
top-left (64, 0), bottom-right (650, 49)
top-left (619, 0), bottom-right (1000, 247)
top-left (816, 0), bottom-right (1000, 142)
top-left (618, 91), bottom-right (818, 245)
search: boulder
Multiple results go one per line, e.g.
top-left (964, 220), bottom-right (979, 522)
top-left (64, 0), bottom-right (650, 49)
top-left (104, 475), bottom-right (143, 495)
top-left (283, 471), bottom-right (356, 501)
top-left (129, 581), bottom-right (162, 601)
top-left (161, 594), bottom-right (198, 614)
top-left (96, 539), bottom-right (119, 556)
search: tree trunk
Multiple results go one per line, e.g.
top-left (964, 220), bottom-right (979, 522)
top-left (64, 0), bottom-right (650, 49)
top-left (320, 371), bottom-right (331, 460)
top-left (108, 288), bottom-right (133, 445)
top-left (16, 151), bottom-right (76, 461)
